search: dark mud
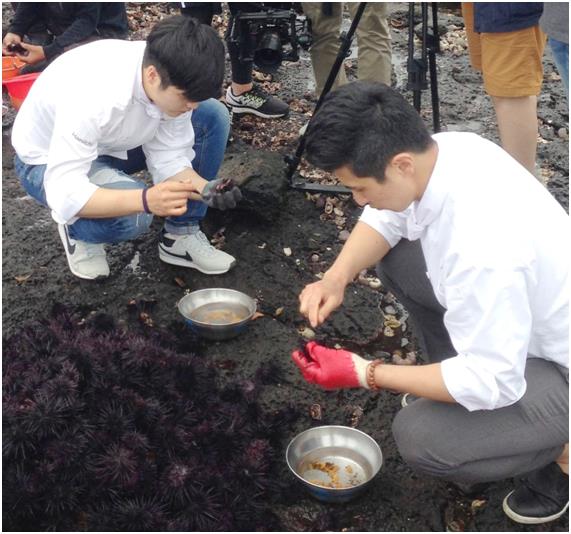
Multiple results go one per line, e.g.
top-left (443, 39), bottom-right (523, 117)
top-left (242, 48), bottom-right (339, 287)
top-left (2, 3), bottom-right (568, 531)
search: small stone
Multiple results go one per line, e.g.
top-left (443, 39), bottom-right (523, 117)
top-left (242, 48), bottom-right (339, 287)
top-left (283, 247), bottom-right (292, 256)
top-left (368, 277), bottom-right (382, 289)
top-left (338, 229), bottom-right (351, 242)
top-left (384, 315), bottom-right (401, 329)
top-left (384, 305), bottom-right (396, 315)
top-left (358, 275), bottom-right (370, 286)
top-left (400, 337), bottom-right (409, 347)
top-left (383, 326), bottom-right (395, 337)
top-left (557, 127), bottom-right (568, 140)
top-left (300, 327), bottom-right (315, 340)
top-left (310, 253), bottom-right (320, 263)
top-left (405, 352), bottom-right (417, 365)
top-left (315, 196), bottom-right (326, 209)
top-left (333, 207), bottom-right (344, 217)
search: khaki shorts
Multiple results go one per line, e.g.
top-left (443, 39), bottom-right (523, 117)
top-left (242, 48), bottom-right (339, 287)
top-left (461, 2), bottom-right (547, 97)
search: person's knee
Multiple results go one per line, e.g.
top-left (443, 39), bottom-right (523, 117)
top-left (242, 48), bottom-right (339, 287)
top-left (110, 212), bottom-right (153, 242)
top-left (197, 98), bottom-right (230, 133)
top-left (392, 403), bottom-right (460, 479)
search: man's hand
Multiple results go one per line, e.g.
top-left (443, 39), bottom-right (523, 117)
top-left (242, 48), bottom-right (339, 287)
top-left (201, 178), bottom-right (242, 210)
top-left (2, 33), bottom-right (22, 56)
top-left (299, 276), bottom-right (346, 328)
top-left (145, 180), bottom-right (199, 217)
top-left (13, 42), bottom-right (45, 64)
top-left (291, 341), bottom-right (371, 389)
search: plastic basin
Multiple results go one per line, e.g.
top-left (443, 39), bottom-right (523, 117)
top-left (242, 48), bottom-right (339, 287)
top-left (2, 72), bottom-right (40, 109)
top-left (2, 56), bottom-right (25, 80)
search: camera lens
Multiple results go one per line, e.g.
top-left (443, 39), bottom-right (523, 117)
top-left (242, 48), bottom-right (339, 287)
top-left (254, 31), bottom-right (283, 73)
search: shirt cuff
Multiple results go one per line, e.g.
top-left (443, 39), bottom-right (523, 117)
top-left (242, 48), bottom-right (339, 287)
top-left (47, 182), bottom-right (99, 225)
top-left (440, 355), bottom-right (501, 412)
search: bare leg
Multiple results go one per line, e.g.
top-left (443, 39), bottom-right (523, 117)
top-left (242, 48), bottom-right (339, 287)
top-left (231, 82), bottom-right (253, 96)
top-left (492, 95), bottom-right (538, 176)
top-left (556, 443), bottom-right (569, 474)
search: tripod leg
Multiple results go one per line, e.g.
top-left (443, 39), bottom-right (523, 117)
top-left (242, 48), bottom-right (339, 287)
top-left (429, 50), bottom-right (440, 132)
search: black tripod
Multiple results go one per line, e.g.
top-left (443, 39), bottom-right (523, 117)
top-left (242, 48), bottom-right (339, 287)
top-left (284, 2), bottom-right (367, 194)
top-left (284, 2), bottom-right (441, 193)
top-left (407, 2), bottom-right (441, 133)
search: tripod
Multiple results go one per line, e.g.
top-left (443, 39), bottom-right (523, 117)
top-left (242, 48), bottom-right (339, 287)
top-left (284, 2), bottom-right (441, 193)
top-left (284, 2), bottom-right (367, 194)
top-left (407, 2), bottom-right (441, 133)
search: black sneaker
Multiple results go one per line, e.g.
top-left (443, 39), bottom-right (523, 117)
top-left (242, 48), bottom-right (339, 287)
top-left (225, 86), bottom-right (289, 119)
top-left (502, 462), bottom-right (569, 524)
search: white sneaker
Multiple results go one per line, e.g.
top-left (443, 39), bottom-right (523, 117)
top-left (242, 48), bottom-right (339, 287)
top-left (158, 230), bottom-right (236, 274)
top-left (57, 224), bottom-right (110, 280)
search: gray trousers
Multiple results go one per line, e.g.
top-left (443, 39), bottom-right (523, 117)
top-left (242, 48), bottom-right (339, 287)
top-left (377, 239), bottom-right (569, 484)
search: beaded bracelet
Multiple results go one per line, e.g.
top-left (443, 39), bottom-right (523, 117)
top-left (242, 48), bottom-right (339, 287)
top-left (142, 188), bottom-right (151, 214)
top-left (366, 359), bottom-right (383, 391)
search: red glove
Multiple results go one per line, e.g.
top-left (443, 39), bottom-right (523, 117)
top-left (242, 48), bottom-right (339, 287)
top-left (291, 341), bottom-right (370, 390)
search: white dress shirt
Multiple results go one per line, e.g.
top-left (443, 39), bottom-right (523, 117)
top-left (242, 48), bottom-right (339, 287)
top-left (12, 39), bottom-right (195, 225)
top-left (360, 132), bottom-right (569, 411)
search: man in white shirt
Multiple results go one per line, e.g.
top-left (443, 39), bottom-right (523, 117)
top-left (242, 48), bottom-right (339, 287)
top-left (291, 81), bottom-right (569, 524)
top-left (12, 15), bottom-right (242, 280)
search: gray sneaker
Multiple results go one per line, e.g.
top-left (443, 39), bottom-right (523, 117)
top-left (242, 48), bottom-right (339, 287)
top-left (225, 86), bottom-right (289, 119)
top-left (57, 224), bottom-right (109, 280)
top-left (158, 230), bottom-right (236, 274)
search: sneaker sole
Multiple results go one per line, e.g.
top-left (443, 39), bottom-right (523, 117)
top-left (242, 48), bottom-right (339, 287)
top-left (159, 247), bottom-right (236, 275)
top-left (502, 492), bottom-right (569, 524)
top-left (228, 105), bottom-right (289, 119)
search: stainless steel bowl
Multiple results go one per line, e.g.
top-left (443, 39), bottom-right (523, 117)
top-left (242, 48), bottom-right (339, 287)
top-left (286, 425), bottom-right (383, 503)
top-left (178, 288), bottom-right (256, 341)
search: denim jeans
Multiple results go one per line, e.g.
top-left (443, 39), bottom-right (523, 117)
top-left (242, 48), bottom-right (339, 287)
top-left (15, 98), bottom-right (230, 243)
top-left (549, 38), bottom-right (569, 99)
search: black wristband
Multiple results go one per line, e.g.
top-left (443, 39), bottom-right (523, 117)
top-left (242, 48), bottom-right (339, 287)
top-left (142, 188), bottom-right (151, 214)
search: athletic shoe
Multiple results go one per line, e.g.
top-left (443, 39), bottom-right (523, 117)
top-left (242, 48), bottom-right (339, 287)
top-left (158, 230), bottom-right (236, 274)
top-left (225, 86), bottom-right (289, 119)
top-left (57, 224), bottom-right (109, 280)
top-left (503, 462), bottom-right (569, 524)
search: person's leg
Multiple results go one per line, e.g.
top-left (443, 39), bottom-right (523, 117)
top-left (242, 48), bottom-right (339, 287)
top-left (224, 3), bottom-right (289, 118)
top-left (15, 154), bottom-right (153, 244)
top-left (549, 37), bottom-right (569, 99)
top-left (392, 359), bottom-right (569, 524)
top-left (304, 2), bottom-right (348, 96)
top-left (158, 99), bottom-right (236, 274)
top-left (164, 98), bottom-right (230, 235)
top-left (461, 2), bottom-right (482, 72)
top-left (480, 26), bottom-right (547, 176)
top-left (491, 95), bottom-right (539, 175)
top-left (348, 2), bottom-right (392, 86)
top-left (15, 154), bottom-right (152, 279)
top-left (376, 239), bottom-right (455, 362)
top-left (392, 358), bottom-right (568, 484)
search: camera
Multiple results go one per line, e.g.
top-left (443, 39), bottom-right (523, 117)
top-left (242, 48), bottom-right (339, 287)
top-left (227, 3), bottom-right (312, 74)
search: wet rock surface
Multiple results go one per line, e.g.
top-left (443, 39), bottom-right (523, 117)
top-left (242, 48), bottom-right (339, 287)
top-left (2, 3), bottom-right (568, 531)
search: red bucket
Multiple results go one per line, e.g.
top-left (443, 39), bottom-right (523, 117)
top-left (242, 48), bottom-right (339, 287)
top-left (2, 72), bottom-right (40, 109)
top-left (2, 56), bottom-right (25, 80)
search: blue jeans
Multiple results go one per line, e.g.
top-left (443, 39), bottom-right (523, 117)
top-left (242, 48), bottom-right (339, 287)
top-left (549, 37), bottom-right (569, 99)
top-left (15, 98), bottom-right (230, 243)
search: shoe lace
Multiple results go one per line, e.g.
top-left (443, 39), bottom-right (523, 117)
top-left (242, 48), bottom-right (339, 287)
top-left (241, 87), bottom-right (268, 106)
top-left (193, 231), bottom-right (217, 256)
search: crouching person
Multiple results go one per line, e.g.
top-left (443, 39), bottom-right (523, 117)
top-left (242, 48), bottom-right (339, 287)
top-left (292, 81), bottom-right (569, 525)
top-left (12, 15), bottom-right (241, 280)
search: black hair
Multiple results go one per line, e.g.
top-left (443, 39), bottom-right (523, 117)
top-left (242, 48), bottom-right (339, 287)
top-left (305, 81), bottom-right (434, 181)
top-left (144, 15), bottom-right (224, 101)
